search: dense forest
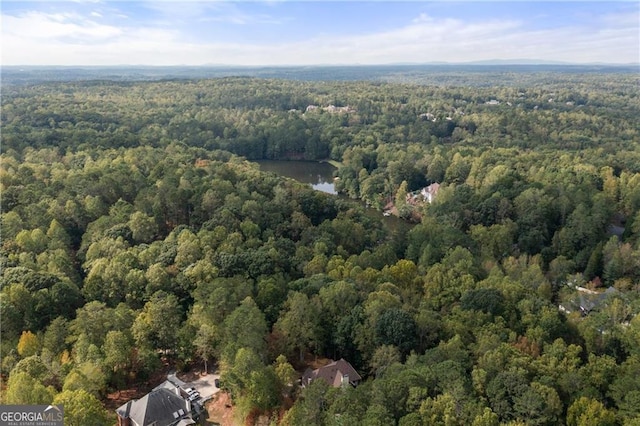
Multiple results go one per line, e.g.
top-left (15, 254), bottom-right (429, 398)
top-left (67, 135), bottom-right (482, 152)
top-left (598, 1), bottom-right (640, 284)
top-left (1, 68), bottom-right (640, 425)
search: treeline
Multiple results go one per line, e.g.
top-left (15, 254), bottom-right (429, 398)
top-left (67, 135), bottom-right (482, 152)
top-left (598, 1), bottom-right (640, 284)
top-left (1, 74), bottom-right (640, 425)
top-left (3, 75), bottom-right (639, 158)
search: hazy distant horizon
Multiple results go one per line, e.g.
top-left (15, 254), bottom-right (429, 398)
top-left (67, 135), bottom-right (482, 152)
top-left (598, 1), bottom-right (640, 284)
top-left (3, 61), bottom-right (639, 68)
top-left (2, 1), bottom-right (638, 66)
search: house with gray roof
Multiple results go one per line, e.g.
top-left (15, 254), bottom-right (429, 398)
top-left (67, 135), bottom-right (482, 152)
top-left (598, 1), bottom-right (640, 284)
top-left (559, 286), bottom-right (621, 316)
top-left (116, 381), bottom-right (200, 426)
top-left (301, 358), bottom-right (362, 388)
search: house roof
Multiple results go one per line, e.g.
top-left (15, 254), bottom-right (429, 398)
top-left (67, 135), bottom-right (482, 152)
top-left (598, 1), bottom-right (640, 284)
top-left (116, 387), bottom-right (191, 426)
top-left (153, 379), bottom-right (180, 392)
top-left (302, 359), bottom-right (362, 387)
top-left (576, 286), bottom-right (620, 314)
top-left (426, 183), bottom-right (440, 194)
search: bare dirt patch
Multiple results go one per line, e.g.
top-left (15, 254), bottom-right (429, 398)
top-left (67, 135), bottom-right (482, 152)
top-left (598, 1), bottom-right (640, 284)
top-left (104, 364), bottom-right (171, 410)
top-left (306, 355), bottom-right (332, 370)
top-left (206, 391), bottom-right (237, 426)
top-left (177, 369), bottom-right (202, 383)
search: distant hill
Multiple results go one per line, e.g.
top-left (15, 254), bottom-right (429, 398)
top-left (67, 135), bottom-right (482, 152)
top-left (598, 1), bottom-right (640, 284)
top-left (461, 59), bottom-right (571, 65)
top-left (2, 63), bottom-right (638, 86)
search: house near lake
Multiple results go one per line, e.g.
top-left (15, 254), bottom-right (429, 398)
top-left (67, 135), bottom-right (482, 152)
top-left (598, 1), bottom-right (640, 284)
top-left (421, 183), bottom-right (441, 204)
top-left (406, 182), bottom-right (441, 206)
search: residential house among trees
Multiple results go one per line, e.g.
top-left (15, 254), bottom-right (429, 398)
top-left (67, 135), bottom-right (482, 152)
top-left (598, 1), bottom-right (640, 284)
top-left (421, 182), bottom-right (440, 203)
top-left (406, 182), bottom-right (441, 206)
top-left (116, 381), bottom-right (201, 426)
top-left (301, 359), bottom-right (362, 388)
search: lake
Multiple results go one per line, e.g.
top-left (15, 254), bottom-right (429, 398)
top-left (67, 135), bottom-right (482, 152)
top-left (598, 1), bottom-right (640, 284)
top-left (255, 160), bottom-right (412, 234)
top-left (256, 160), bottom-right (337, 194)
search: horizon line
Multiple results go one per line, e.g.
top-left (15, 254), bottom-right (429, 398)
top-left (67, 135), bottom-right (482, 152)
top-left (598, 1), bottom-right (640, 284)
top-left (3, 62), bottom-right (639, 67)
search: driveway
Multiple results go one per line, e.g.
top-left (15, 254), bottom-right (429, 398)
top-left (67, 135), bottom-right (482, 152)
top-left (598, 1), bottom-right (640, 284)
top-left (181, 372), bottom-right (220, 402)
top-left (167, 372), bottom-right (186, 387)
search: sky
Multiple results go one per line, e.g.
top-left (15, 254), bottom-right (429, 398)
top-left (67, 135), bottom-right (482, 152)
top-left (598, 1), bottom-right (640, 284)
top-left (1, 1), bottom-right (638, 66)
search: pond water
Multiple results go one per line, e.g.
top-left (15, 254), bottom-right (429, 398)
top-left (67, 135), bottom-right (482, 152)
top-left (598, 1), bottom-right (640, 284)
top-left (255, 159), bottom-right (412, 234)
top-left (256, 160), bottom-right (337, 194)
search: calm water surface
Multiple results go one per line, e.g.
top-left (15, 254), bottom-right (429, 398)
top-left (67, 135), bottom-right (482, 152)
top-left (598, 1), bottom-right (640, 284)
top-left (256, 160), bottom-right (337, 194)
top-left (256, 160), bottom-right (412, 234)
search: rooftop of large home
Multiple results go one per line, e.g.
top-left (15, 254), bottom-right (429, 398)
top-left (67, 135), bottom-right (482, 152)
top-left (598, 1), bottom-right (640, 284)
top-left (302, 358), bottom-right (362, 388)
top-left (116, 381), bottom-right (199, 426)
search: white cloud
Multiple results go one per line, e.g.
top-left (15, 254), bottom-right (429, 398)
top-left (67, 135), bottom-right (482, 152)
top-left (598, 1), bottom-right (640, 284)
top-left (1, 7), bottom-right (638, 65)
top-left (412, 13), bottom-right (434, 24)
top-left (140, 1), bottom-right (284, 26)
top-left (2, 11), bottom-right (121, 41)
top-left (600, 9), bottom-right (640, 28)
top-left (141, 1), bottom-right (212, 22)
